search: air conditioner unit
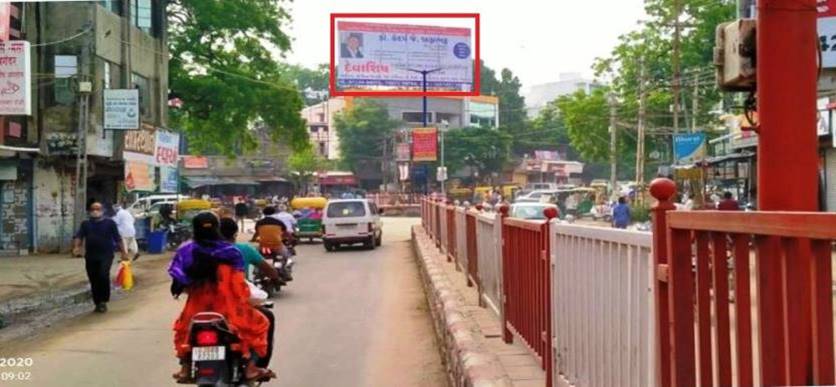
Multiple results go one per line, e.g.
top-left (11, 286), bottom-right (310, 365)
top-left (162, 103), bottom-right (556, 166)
top-left (714, 19), bottom-right (756, 91)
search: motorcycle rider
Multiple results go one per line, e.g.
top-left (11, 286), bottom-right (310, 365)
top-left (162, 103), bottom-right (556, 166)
top-left (218, 217), bottom-right (277, 369)
top-left (168, 212), bottom-right (275, 382)
top-left (251, 206), bottom-right (288, 258)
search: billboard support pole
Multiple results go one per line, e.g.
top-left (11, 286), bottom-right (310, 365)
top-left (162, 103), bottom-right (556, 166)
top-left (408, 68), bottom-right (443, 195)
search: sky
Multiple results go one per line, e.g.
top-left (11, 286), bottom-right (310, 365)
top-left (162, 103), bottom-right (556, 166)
top-left (283, 0), bottom-right (647, 91)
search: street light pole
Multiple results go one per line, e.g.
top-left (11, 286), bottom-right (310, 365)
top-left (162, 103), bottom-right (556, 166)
top-left (406, 67), bottom-right (443, 195)
top-left (440, 120), bottom-right (448, 197)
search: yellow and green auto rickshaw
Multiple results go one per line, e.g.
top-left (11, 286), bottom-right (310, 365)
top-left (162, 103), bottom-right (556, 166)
top-left (290, 196), bottom-right (327, 242)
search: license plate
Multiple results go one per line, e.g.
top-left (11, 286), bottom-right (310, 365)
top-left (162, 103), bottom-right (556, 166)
top-left (192, 346), bottom-right (225, 361)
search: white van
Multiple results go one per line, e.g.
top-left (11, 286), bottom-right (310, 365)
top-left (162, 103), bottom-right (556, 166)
top-left (128, 194), bottom-right (189, 216)
top-left (322, 199), bottom-right (383, 251)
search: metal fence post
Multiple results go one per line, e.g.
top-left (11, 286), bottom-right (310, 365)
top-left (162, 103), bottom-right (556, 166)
top-left (543, 206), bottom-right (558, 387)
top-left (499, 203), bottom-right (512, 344)
top-left (649, 178), bottom-right (676, 387)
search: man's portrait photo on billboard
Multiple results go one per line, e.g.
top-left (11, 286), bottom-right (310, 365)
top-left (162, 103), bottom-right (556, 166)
top-left (340, 33), bottom-right (364, 58)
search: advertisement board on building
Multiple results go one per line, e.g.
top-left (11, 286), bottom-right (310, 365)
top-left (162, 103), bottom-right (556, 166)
top-left (124, 161), bottom-right (155, 192)
top-left (0, 4), bottom-right (11, 42)
top-left (673, 133), bottom-right (707, 164)
top-left (335, 21), bottom-right (473, 91)
top-left (819, 97), bottom-right (832, 136)
top-left (182, 156), bottom-right (209, 169)
top-left (411, 127), bottom-right (438, 161)
top-left (159, 166), bottom-right (178, 193)
top-left (0, 41), bottom-right (30, 115)
top-left (821, 1), bottom-right (836, 68)
top-left (154, 130), bottom-right (180, 167)
top-left (123, 127), bottom-right (156, 163)
top-left (104, 89), bottom-right (140, 130)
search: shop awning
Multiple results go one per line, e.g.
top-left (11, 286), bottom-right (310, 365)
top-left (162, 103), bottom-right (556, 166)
top-left (255, 177), bottom-right (289, 183)
top-left (184, 176), bottom-right (260, 188)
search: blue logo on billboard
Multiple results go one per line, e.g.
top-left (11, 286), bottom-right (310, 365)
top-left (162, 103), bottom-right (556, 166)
top-left (673, 133), bottom-right (706, 163)
top-left (453, 43), bottom-right (470, 59)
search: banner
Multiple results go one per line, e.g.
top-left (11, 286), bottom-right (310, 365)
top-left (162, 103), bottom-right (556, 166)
top-left (673, 133), bottom-right (707, 164)
top-left (534, 150), bottom-right (560, 161)
top-left (0, 41), bottom-right (30, 115)
top-left (336, 22), bottom-right (473, 91)
top-left (395, 143), bottom-right (411, 161)
top-left (104, 89), bottom-right (139, 129)
top-left (159, 166), bottom-right (179, 193)
top-left (124, 161), bottom-right (155, 192)
top-left (154, 130), bottom-right (180, 167)
top-left (412, 127), bottom-right (438, 162)
top-left (820, 1), bottom-right (836, 67)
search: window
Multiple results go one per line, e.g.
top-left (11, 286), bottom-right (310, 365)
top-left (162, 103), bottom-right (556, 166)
top-left (132, 0), bottom-right (153, 34)
top-left (132, 73), bottom-right (151, 118)
top-left (317, 113), bottom-right (325, 122)
top-left (469, 102), bottom-right (498, 128)
top-left (53, 55), bottom-right (78, 106)
top-left (436, 113), bottom-right (457, 124)
top-left (327, 201), bottom-right (367, 218)
top-left (99, 0), bottom-right (122, 15)
top-left (103, 62), bottom-right (111, 89)
top-left (402, 112), bottom-right (431, 123)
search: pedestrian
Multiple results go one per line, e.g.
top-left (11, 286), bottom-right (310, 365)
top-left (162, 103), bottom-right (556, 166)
top-left (72, 201), bottom-right (129, 313)
top-left (565, 193), bottom-right (578, 217)
top-left (235, 199), bottom-right (249, 230)
top-left (717, 191), bottom-right (741, 211)
top-left (612, 197), bottom-right (631, 229)
top-left (113, 201), bottom-right (140, 261)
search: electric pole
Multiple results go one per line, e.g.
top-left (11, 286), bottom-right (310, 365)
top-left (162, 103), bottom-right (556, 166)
top-left (608, 92), bottom-right (618, 197)
top-left (671, 0), bottom-right (682, 153)
top-left (636, 58), bottom-right (647, 204)
top-left (691, 72), bottom-right (699, 131)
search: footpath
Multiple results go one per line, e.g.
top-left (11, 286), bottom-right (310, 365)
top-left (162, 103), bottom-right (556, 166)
top-left (0, 252), bottom-right (171, 342)
top-left (412, 225), bottom-right (546, 387)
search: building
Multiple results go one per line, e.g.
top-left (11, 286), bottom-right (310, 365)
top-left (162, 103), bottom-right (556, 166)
top-left (0, 1), bottom-right (169, 254)
top-left (524, 73), bottom-right (600, 118)
top-left (301, 95), bottom-right (500, 160)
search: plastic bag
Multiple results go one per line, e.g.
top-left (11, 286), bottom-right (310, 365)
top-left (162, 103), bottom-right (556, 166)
top-left (114, 261), bottom-right (134, 290)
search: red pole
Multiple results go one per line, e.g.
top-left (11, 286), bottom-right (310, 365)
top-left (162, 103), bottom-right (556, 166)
top-left (650, 178), bottom-right (677, 387)
top-left (757, 0), bottom-right (817, 384)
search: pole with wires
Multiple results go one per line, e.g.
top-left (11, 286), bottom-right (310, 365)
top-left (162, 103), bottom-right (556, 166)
top-left (608, 92), bottom-right (618, 198)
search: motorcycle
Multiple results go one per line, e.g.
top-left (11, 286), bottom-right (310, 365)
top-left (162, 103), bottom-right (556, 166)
top-left (180, 302), bottom-right (274, 387)
top-left (253, 247), bottom-right (294, 297)
top-left (167, 222), bottom-right (192, 250)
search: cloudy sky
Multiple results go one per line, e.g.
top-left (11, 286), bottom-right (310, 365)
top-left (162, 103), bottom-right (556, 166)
top-left (283, 0), bottom-right (647, 90)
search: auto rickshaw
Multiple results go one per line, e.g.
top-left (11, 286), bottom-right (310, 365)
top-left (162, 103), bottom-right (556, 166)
top-left (290, 196), bottom-right (327, 242)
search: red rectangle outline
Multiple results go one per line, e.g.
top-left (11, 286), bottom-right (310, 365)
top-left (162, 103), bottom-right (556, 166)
top-left (329, 13), bottom-right (480, 97)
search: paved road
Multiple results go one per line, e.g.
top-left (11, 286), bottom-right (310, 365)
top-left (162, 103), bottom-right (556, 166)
top-left (0, 218), bottom-right (446, 387)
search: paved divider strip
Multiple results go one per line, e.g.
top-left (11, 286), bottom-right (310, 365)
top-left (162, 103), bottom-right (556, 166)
top-left (412, 225), bottom-right (513, 387)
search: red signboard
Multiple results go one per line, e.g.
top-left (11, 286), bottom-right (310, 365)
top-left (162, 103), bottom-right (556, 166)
top-left (412, 127), bottom-right (438, 162)
top-left (821, 0), bottom-right (836, 17)
top-left (319, 175), bottom-right (357, 185)
top-left (0, 4), bottom-right (10, 42)
top-left (182, 156), bottom-right (209, 169)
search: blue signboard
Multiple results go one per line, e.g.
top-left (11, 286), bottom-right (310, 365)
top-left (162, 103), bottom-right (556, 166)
top-left (673, 133), bottom-right (707, 164)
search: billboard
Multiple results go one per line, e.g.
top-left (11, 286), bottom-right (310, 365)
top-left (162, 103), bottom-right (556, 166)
top-left (412, 127), bottom-right (438, 162)
top-left (331, 13), bottom-right (480, 97)
top-left (154, 129), bottom-right (180, 167)
top-left (396, 143), bottom-right (411, 161)
top-left (673, 133), bottom-right (707, 164)
top-left (104, 89), bottom-right (140, 130)
top-left (820, 0), bottom-right (836, 67)
top-left (0, 41), bottom-right (30, 115)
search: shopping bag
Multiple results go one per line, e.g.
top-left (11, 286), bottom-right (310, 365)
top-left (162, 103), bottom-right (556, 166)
top-left (115, 261), bottom-right (134, 290)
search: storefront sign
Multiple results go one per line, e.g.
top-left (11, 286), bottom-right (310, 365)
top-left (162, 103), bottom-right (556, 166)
top-left (104, 89), bottom-right (140, 129)
top-left (46, 132), bottom-right (78, 155)
top-left (336, 22), bottom-right (473, 91)
top-left (124, 161), bottom-right (155, 192)
top-left (0, 4), bottom-right (11, 42)
top-left (819, 97), bottom-right (831, 136)
top-left (154, 130), bottom-right (180, 167)
top-left (182, 156), bottom-right (209, 169)
top-left (0, 41), bottom-right (31, 115)
top-left (319, 175), bottom-right (357, 185)
top-left (534, 150), bottom-right (560, 161)
top-left (820, 1), bottom-right (836, 67)
top-left (674, 133), bottom-right (707, 164)
top-left (411, 127), bottom-right (438, 162)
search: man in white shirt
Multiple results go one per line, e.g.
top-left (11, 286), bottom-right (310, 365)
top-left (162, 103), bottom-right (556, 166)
top-left (113, 202), bottom-right (139, 260)
top-left (271, 205), bottom-right (297, 235)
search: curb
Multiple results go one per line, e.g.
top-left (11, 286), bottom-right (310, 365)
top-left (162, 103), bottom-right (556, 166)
top-left (412, 225), bottom-right (513, 387)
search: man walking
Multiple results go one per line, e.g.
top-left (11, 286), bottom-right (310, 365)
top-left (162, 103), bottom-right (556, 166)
top-left (612, 197), bottom-right (631, 229)
top-left (113, 201), bottom-right (139, 261)
top-left (73, 201), bottom-right (129, 313)
top-left (235, 198), bottom-right (250, 230)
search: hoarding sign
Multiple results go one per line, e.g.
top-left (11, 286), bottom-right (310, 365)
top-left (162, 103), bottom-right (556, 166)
top-left (396, 143), bottom-right (411, 161)
top-left (819, 0), bottom-right (836, 67)
top-left (0, 4), bottom-right (10, 42)
top-left (411, 127), bottom-right (438, 162)
top-left (0, 41), bottom-right (30, 115)
top-left (123, 128), bottom-right (156, 164)
top-left (818, 97), bottom-right (831, 136)
top-left (335, 21), bottom-right (473, 91)
top-left (159, 166), bottom-right (179, 193)
top-left (104, 89), bottom-right (140, 129)
top-left (673, 133), bottom-right (707, 164)
top-left (154, 130), bottom-right (180, 167)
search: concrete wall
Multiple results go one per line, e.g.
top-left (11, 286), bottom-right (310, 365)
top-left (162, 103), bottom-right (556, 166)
top-left (0, 162), bottom-right (32, 255)
top-left (32, 164), bottom-right (77, 253)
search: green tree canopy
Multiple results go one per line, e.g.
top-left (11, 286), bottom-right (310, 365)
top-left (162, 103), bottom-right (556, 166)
top-left (333, 100), bottom-right (401, 173)
top-left (444, 127), bottom-right (513, 181)
top-left (168, 0), bottom-right (308, 155)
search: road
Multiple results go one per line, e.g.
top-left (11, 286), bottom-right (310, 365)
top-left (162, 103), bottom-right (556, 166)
top-left (0, 217), bottom-right (447, 387)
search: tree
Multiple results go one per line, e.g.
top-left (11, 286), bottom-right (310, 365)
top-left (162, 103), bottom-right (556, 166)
top-left (496, 68), bottom-right (527, 131)
top-left (333, 100), bottom-right (401, 173)
top-left (168, 0), bottom-right (308, 155)
top-left (288, 147), bottom-right (323, 195)
top-left (444, 127), bottom-right (513, 182)
top-left (282, 63), bottom-right (329, 106)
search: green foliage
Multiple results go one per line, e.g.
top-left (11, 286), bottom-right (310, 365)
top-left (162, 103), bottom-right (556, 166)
top-left (168, 0), bottom-right (308, 155)
top-left (630, 203), bottom-right (651, 223)
top-left (281, 63), bottom-right (329, 105)
top-left (333, 100), bottom-right (401, 173)
top-left (288, 147), bottom-right (323, 193)
top-left (555, 89), bottom-right (612, 162)
top-left (444, 127), bottom-right (512, 180)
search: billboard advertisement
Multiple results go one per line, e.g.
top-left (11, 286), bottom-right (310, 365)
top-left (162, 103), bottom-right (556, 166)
top-left (159, 166), bottom-right (179, 193)
top-left (335, 21), bottom-right (473, 92)
top-left (154, 129), bottom-right (180, 167)
top-left (411, 127), bottom-right (438, 162)
top-left (819, 0), bottom-right (836, 67)
top-left (673, 133), bottom-right (707, 164)
top-left (104, 89), bottom-right (140, 129)
top-left (0, 41), bottom-right (30, 115)
top-left (124, 161), bottom-right (155, 192)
